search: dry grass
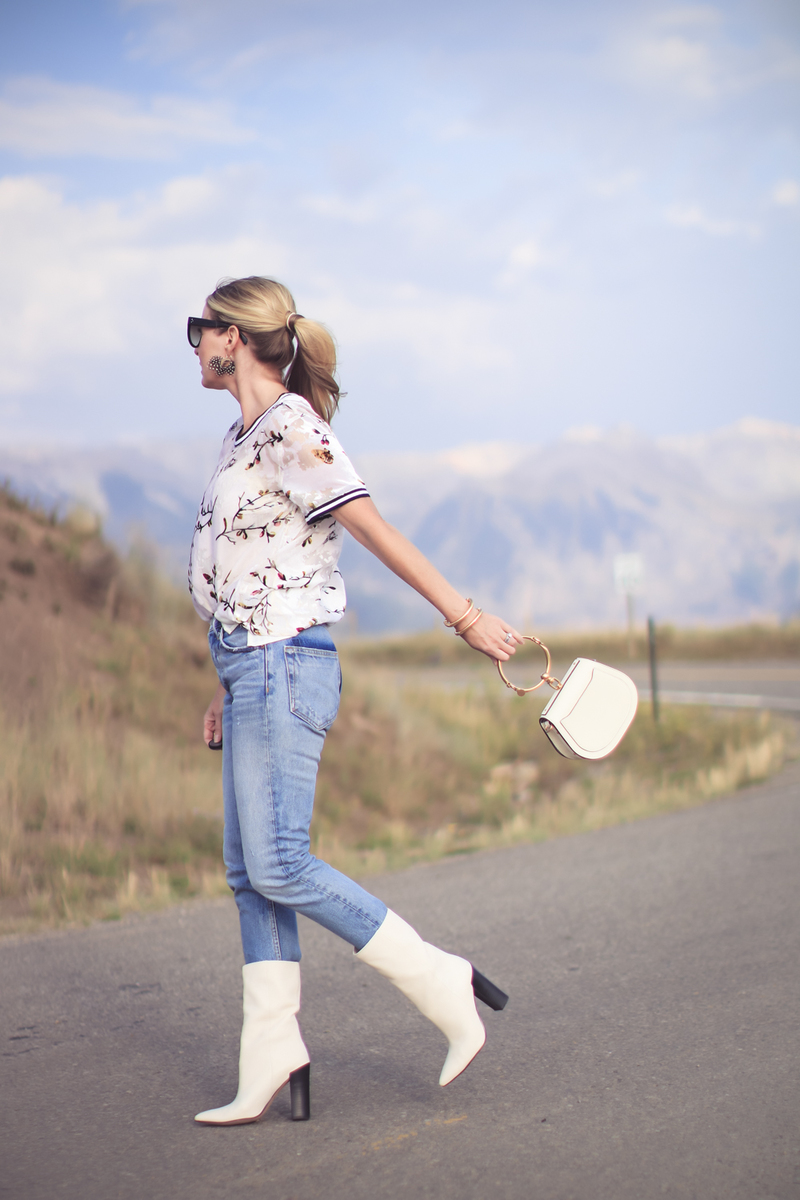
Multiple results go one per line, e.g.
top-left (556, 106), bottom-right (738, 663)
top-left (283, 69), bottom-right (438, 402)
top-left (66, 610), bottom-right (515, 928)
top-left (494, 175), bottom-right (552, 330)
top-left (0, 484), bottom-right (795, 935)
top-left (343, 621), bottom-right (800, 668)
top-left (3, 653), bottom-right (790, 936)
top-left (0, 715), bottom-right (229, 935)
top-left (0, 486), bottom-right (228, 934)
top-left (312, 668), bottom-right (793, 877)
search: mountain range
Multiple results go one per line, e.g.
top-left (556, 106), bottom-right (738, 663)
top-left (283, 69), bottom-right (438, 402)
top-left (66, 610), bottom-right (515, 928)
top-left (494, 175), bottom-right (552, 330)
top-left (1, 418), bottom-right (798, 633)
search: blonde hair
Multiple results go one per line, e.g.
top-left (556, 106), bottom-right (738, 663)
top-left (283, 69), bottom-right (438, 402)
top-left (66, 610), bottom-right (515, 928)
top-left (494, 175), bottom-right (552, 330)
top-left (206, 276), bottom-right (341, 422)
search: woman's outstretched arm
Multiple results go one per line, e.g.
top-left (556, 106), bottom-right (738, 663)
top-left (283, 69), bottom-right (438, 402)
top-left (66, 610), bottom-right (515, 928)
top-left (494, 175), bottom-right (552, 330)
top-left (334, 496), bottom-right (522, 661)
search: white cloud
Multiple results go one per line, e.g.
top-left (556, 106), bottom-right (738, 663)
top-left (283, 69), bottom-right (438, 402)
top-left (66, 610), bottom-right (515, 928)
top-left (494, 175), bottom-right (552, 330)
top-left (0, 76), bottom-right (256, 159)
top-left (564, 425), bottom-right (604, 443)
top-left (508, 240), bottom-right (542, 268)
top-left (772, 180), bottom-right (800, 206)
top-left (652, 7), bottom-right (723, 30)
top-left (635, 31), bottom-right (718, 99)
top-left (301, 193), bottom-right (379, 224)
top-left (615, 7), bottom-right (724, 100)
top-left (1, 0), bottom-right (797, 445)
top-left (0, 169), bottom-right (509, 418)
top-left (665, 202), bottom-right (760, 238)
top-left (496, 239), bottom-right (544, 288)
top-left (321, 287), bottom-right (507, 376)
top-left (0, 172), bottom-right (283, 391)
top-left (123, 0), bottom-right (344, 72)
top-left (1, 139), bottom-right (792, 447)
top-left (615, 7), bottom-right (800, 101)
top-left (590, 169), bottom-right (642, 199)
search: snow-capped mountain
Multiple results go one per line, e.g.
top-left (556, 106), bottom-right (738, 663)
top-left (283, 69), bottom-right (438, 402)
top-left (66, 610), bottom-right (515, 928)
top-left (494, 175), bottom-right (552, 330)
top-left (1, 419), bottom-right (798, 632)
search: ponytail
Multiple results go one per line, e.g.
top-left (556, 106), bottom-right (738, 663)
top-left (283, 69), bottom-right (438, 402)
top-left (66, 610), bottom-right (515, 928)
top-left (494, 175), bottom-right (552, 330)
top-left (285, 317), bottom-right (340, 423)
top-left (206, 276), bottom-right (341, 423)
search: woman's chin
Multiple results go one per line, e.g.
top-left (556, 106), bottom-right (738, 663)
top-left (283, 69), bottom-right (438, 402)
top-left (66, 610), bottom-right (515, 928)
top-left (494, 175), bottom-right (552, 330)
top-left (201, 374), bottom-right (224, 391)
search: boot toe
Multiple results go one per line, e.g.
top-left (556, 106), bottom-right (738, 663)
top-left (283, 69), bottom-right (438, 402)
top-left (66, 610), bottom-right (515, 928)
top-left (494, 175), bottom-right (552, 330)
top-left (438, 1022), bottom-right (486, 1086)
top-left (194, 1106), bottom-right (231, 1124)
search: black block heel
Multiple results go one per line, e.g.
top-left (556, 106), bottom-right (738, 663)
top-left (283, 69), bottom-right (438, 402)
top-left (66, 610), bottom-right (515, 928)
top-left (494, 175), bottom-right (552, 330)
top-left (289, 1063), bottom-right (311, 1121)
top-left (471, 967), bottom-right (509, 1011)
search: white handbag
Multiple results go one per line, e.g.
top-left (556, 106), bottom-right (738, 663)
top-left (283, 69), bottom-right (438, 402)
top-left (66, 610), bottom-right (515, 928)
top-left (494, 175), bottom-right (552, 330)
top-left (497, 637), bottom-right (638, 760)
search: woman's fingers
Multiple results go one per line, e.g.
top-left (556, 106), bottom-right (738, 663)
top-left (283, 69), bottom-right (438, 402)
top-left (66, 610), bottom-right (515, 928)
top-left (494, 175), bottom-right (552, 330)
top-left (462, 613), bottom-right (522, 660)
top-left (203, 682), bottom-right (227, 745)
top-left (492, 633), bottom-right (521, 660)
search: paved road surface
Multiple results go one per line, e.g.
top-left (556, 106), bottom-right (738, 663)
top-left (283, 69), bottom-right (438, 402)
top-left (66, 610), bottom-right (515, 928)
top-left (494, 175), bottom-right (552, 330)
top-left (626, 660), bottom-right (800, 713)
top-left (2, 764), bottom-right (799, 1200)
top-left (385, 659), bottom-right (800, 713)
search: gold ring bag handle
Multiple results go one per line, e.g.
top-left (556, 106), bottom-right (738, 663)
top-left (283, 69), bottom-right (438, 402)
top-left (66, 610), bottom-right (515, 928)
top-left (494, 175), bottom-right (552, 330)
top-left (495, 636), bottom-right (563, 697)
top-left (496, 636), bottom-right (639, 761)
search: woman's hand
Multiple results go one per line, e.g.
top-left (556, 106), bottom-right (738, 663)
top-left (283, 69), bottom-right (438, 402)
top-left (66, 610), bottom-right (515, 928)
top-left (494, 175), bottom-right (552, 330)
top-left (458, 610), bottom-right (524, 661)
top-left (204, 682), bottom-right (227, 746)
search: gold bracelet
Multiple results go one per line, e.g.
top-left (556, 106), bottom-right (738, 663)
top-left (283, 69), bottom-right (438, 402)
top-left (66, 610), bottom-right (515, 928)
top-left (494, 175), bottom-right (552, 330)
top-left (455, 608), bottom-right (483, 637)
top-left (444, 598), bottom-right (473, 629)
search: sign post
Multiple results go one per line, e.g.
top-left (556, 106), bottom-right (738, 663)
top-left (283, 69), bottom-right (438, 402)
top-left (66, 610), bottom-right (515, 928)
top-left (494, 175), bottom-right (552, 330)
top-left (647, 616), bottom-right (660, 722)
top-left (613, 554), bottom-right (644, 659)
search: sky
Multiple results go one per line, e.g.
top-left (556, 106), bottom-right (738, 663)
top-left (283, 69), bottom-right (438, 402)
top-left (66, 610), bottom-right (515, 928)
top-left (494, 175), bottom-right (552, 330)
top-left (1, 0), bottom-right (798, 455)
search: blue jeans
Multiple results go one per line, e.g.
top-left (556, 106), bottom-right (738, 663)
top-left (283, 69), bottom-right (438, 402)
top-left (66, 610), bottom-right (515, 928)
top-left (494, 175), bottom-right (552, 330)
top-left (209, 620), bottom-right (387, 963)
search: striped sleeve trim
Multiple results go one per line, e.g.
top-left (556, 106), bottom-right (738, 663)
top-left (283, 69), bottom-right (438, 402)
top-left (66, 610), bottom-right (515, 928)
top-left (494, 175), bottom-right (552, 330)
top-left (306, 487), bottom-right (370, 524)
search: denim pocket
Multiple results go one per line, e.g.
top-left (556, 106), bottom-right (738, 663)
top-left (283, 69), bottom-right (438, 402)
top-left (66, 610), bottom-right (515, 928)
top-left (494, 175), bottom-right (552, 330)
top-left (209, 620), bottom-right (256, 656)
top-left (217, 624), bottom-right (256, 653)
top-left (284, 646), bottom-right (341, 732)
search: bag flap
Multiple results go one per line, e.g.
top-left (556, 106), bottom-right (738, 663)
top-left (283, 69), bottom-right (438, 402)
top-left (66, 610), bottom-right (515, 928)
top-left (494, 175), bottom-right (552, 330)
top-left (542, 660), bottom-right (638, 758)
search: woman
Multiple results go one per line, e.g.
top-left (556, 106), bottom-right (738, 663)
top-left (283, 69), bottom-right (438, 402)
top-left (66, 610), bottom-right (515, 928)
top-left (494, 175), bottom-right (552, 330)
top-left (187, 276), bottom-right (522, 1127)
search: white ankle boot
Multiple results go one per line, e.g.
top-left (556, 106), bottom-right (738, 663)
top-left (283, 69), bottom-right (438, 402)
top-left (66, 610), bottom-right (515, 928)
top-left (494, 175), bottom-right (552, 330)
top-left (356, 909), bottom-right (506, 1086)
top-left (195, 960), bottom-right (311, 1125)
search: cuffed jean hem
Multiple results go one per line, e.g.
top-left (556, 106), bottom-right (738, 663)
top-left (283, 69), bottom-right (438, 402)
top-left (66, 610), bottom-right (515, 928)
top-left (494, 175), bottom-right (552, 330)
top-left (209, 619), bottom-right (388, 963)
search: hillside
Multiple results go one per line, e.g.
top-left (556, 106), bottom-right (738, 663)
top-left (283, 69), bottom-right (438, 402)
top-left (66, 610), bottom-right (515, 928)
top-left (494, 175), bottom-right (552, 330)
top-left (1, 418), bottom-right (799, 634)
top-left (0, 485), bottom-right (793, 935)
top-left (0, 485), bottom-right (214, 731)
top-left (0, 486), bottom-right (226, 932)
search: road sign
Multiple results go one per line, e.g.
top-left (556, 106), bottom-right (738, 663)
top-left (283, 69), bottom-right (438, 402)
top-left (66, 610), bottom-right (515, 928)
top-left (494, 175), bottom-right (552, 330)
top-left (614, 553), bottom-right (644, 596)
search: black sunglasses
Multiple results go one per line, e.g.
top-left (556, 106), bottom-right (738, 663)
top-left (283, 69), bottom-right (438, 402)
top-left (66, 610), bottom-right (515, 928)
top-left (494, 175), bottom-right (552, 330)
top-left (187, 317), bottom-right (248, 348)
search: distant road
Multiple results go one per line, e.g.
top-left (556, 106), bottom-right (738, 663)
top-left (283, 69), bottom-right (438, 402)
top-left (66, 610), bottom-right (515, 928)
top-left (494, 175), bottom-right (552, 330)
top-left (637, 687), bottom-right (800, 712)
top-left (626, 660), bottom-right (800, 713)
top-left (2, 763), bottom-right (799, 1200)
top-left (382, 658), bottom-right (800, 714)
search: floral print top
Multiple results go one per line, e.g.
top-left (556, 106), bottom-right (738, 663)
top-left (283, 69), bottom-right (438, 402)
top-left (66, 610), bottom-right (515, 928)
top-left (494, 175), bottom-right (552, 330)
top-left (188, 392), bottom-right (369, 643)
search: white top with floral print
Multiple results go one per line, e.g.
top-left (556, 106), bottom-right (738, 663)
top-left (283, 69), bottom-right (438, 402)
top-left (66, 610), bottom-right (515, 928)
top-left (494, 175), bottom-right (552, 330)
top-left (188, 392), bottom-right (369, 644)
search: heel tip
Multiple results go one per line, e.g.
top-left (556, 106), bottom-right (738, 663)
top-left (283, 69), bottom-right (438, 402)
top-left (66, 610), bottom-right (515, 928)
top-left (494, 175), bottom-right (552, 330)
top-left (289, 1063), bottom-right (311, 1121)
top-left (471, 967), bottom-right (509, 1011)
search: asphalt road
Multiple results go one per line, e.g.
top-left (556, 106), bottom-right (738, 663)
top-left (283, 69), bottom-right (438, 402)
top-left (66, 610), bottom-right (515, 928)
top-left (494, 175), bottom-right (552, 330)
top-left (2, 763), bottom-right (799, 1200)
top-left (385, 659), bottom-right (800, 713)
top-left (625, 660), bottom-right (800, 713)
